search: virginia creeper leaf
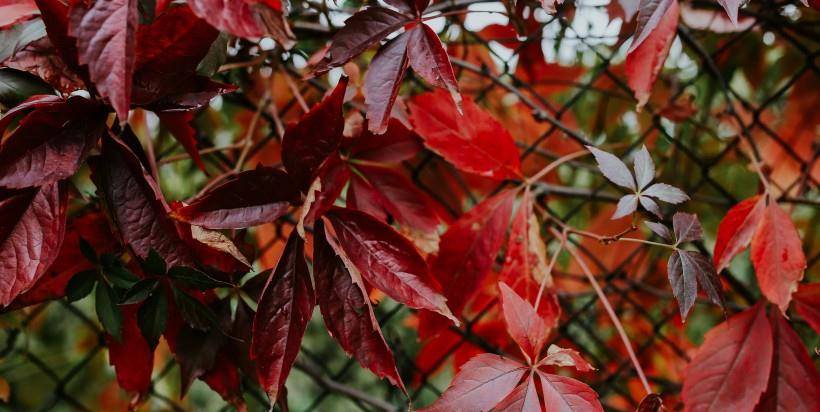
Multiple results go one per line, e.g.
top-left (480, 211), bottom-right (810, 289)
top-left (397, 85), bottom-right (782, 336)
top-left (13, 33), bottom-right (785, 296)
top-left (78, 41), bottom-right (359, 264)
top-left (251, 232), bottom-right (315, 402)
top-left (713, 195), bottom-right (764, 272)
top-left (682, 303), bottom-right (772, 412)
top-left (314, 219), bottom-right (405, 391)
top-left (498, 282), bottom-right (549, 362)
top-left (626, 0), bottom-right (679, 109)
top-left (667, 250), bottom-right (723, 320)
top-left (107, 304), bottom-right (154, 394)
top-left (364, 31), bottom-right (410, 134)
top-left (409, 90), bottom-right (522, 180)
top-left (793, 283), bottom-right (820, 334)
top-left (0, 182), bottom-right (67, 306)
top-left (325, 207), bottom-right (456, 322)
top-left (750, 202), bottom-right (806, 313)
top-left (672, 212), bottom-right (703, 244)
top-left (188, 0), bottom-right (294, 47)
top-left (172, 166), bottom-right (300, 229)
top-left (536, 371), bottom-right (604, 412)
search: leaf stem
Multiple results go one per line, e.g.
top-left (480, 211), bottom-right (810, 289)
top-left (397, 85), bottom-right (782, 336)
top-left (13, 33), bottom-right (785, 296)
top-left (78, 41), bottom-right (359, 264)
top-left (554, 227), bottom-right (653, 395)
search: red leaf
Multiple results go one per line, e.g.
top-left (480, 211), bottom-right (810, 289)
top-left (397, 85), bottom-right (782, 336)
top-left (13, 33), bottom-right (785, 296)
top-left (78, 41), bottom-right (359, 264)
top-left (69, 0), bottom-right (138, 122)
top-left (282, 77), bottom-right (348, 187)
top-left (172, 166), bottom-right (300, 229)
top-left (419, 354), bottom-right (527, 412)
top-left (433, 190), bottom-right (516, 315)
top-left (0, 96), bottom-right (105, 188)
top-left (406, 23), bottom-right (461, 108)
top-left (538, 344), bottom-right (595, 372)
top-left (325, 207), bottom-right (456, 321)
top-left (314, 219), bottom-right (405, 390)
top-left (0, 94), bottom-right (64, 134)
top-left (493, 377), bottom-right (540, 412)
top-left (157, 111), bottom-right (207, 172)
top-left (188, 0), bottom-right (294, 47)
top-left (312, 7), bottom-right (414, 74)
top-left (500, 190), bottom-right (559, 325)
top-left (535, 370), bottom-right (604, 412)
top-left (107, 304), bottom-right (154, 395)
top-left (363, 31), bottom-right (410, 134)
top-left (0, 182), bottom-right (67, 306)
top-left (408, 90), bottom-right (522, 180)
top-left (34, 0), bottom-right (85, 76)
top-left (682, 303), bottom-right (773, 412)
top-left (498, 282), bottom-right (549, 362)
top-left (348, 164), bottom-right (442, 235)
top-left (713, 195), bottom-right (765, 272)
top-left (0, 0), bottom-right (38, 29)
top-left (755, 313), bottom-right (819, 412)
top-left (251, 233), bottom-right (315, 401)
top-left (348, 119), bottom-right (423, 164)
top-left (134, 4), bottom-right (217, 72)
top-left (793, 283), bottom-right (820, 334)
top-left (750, 202), bottom-right (806, 313)
top-left (297, 155), bottom-right (350, 235)
top-left (629, 0), bottom-right (676, 53)
top-left (7, 210), bottom-right (116, 310)
top-left (91, 134), bottom-right (194, 267)
top-left (625, 0), bottom-right (679, 109)
top-left (201, 352), bottom-right (243, 408)
top-left (347, 172), bottom-right (389, 222)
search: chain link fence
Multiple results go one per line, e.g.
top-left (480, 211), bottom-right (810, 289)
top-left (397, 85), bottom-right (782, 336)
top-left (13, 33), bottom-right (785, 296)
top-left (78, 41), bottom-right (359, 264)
top-left (1, 0), bottom-right (817, 410)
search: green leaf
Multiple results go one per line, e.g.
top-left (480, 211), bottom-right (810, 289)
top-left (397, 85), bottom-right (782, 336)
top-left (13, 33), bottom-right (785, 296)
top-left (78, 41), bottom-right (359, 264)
top-left (66, 270), bottom-right (98, 302)
top-left (142, 249), bottom-right (167, 275)
top-left (168, 266), bottom-right (232, 290)
top-left (172, 287), bottom-right (218, 331)
top-left (137, 286), bottom-right (168, 347)
top-left (120, 278), bottom-right (159, 304)
top-left (78, 238), bottom-right (98, 264)
top-left (105, 264), bottom-right (140, 289)
top-left (95, 283), bottom-right (122, 340)
top-left (0, 68), bottom-right (55, 108)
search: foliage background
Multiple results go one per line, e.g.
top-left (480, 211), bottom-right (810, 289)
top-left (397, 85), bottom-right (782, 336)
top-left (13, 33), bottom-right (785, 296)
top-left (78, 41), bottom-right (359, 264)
top-left (0, 0), bottom-right (817, 410)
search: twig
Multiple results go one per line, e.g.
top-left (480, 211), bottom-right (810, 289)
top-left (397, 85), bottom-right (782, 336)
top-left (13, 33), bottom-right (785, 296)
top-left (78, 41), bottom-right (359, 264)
top-left (293, 358), bottom-right (398, 412)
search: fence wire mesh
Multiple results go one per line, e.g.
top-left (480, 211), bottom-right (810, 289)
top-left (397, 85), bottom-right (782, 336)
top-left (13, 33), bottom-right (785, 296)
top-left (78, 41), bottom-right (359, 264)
top-left (0, 0), bottom-right (817, 411)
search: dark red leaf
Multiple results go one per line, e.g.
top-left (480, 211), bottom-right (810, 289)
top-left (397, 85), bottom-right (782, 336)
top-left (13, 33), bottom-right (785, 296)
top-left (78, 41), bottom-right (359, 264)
top-left (251, 232), bottom-right (315, 401)
top-left (349, 164), bottom-right (442, 235)
top-left (793, 283), bottom-right (820, 334)
top-left (0, 93), bottom-right (63, 133)
top-left (750, 201), bottom-right (806, 313)
top-left (637, 394), bottom-right (664, 412)
top-left (667, 250), bottom-right (723, 321)
top-left (68, 0), bottom-right (138, 122)
top-left (755, 312), bottom-right (819, 412)
top-left (0, 96), bottom-right (105, 188)
top-left (363, 31), bottom-right (410, 134)
top-left (498, 282), bottom-right (549, 362)
top-left (682, 303), bottom-right (773, 412)
top-left (625, 0), bottom-right (678, 109)
top-left (201, 352), bottom-right (244, 408)
top-left (406, 23), bottom-right (460, 107)
top-left (312, 7), bottom-right (414, 74)
top-left (1, 37), bottom-right (85, 94)
top-left (173, 166), bottom-right (300, 229)
top-left (297, 154), bottom-right (350, 235)
top-left (134, 4), bottom-right (217, 72)
top-left (325, 207), bottom-right (456, 321)
top-left (282, 77), bottom-right (348, 187)
top-left (408, 90), bottom-right (522, 180)
top-left (348, 119), bottom-right (423, 164)
top-left (0, 182), bottom-right (67, 306)
top-left (713, 195), bottom-right (764, 272)
top-left (6, 210), bottom-right (116, 310)
top-left (107, 304), bottom-right (154, 395)
top-left (34, 0), bottom-right (85, 76)
top-left (419, 354), bottom-right (527, 411)
top-left (314, 219), bottom-right (405, 391)
top-left (188, 0), bottom-right (294, 47)
top-left (346, 172), bottom-right (388, 222)
top-left (91, 134), bottom-right (194, 267)
top-left (535, 370), bottom-right (604, 412)
top-left (157, 111), bottom-right (207, 172)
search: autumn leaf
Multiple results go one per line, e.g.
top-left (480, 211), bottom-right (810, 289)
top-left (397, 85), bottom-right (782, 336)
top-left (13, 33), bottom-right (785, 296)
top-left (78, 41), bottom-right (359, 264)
top-left (68, 0), bottom-right (138, 122)
top-left (314, 218), bottom-right (406, 391)
top-left (626, 0), bottom-right (679, 109)
top-left (172, 166), bottom-right (301, 229)
top-left (325, 207), bottom-right (456, 322)
top-left (793, 283), bottom-right (820, 334)
top-left (682, 303), bottom-right (773, 412)
top-left (750, 201), bottom-right (806, 313)
top-left (713, 195), bottom-right (765, 272)
top-left (409, 90), bottom-right (522, 180)
top-left (188, 0), bottom-right (294, 47)
top-left (0, 182), bottom-right (67, 306)
top-left (107, 303), bottom-right (155, 395)
top-left (251, 232), bottom-right (315, 402)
